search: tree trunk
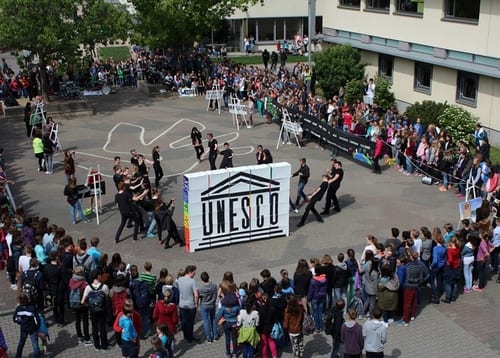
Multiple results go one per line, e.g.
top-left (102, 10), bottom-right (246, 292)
top-left (38, 63), bottom-right (51, 101)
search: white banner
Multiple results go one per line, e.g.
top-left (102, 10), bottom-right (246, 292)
top-left (183, 163), bottom-right (291, 252)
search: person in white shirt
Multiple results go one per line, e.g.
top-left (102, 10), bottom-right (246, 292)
top-left (411, 229), bottom-right (422, 258)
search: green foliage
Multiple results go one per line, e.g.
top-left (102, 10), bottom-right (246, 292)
top-left (373, 76), bottom-right (395, 111)
top-left (313, 44), bottom-right (365, 99)
top-left (437, 105), bottom-right (479, 147)
top-left (405, 100), bottom-right (450, 129)
top-left (0, 0), bottom-right (131, 98)
top-left (344, 79), bottom-right (364, 106)
top-left (130, 0), bottom-right (264, 49)
top-left (98, 46), bottom-right (131, 63)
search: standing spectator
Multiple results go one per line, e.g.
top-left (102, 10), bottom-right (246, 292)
top-left (474, 232), bottom-right (494, 291)
top-left (292, 158), bottom-right (310, 208)
top-left (191, 127), bottom-right (204, 163)
top-left (152, 288), bottom-right (178, 338)
top-left (361, 257), bottom-right (379, 318)
top-left (42, 134), bottom-right (55, 174)
top-left (129, 265), bottom-right (152, 339)
top-left (24, 102), bottom-right (32, 138)
top-left (297, 175), bottom-right (329, 227)
top-left (397, 252), bottom-right (423, 327)
top-left (363, 308), bottom-right (387, 358)
top-left (442, 236), bottom-right (460, 302)
top-left (283, 295), bottom-right (305, 358)
top-left (198, 271), bottom-right (218, 343)
top-left (207, 133), bottom-right (218, 170)
top-left (64, 178), bottom-right (89, 225)
top-left (307, 264), bottom-right (328, 333)
top-left (327, 299), bottom-right (345, 358)
top-left (32, 130), bottom-right (44, 172)
top-left (238, 300), bottom-right (260, 358)
top-left (373, 135), bottom-right (384, 174)
top-left (0, 326), bottom-right (8, 358)
top-left (81, 270), bottom-right (110, 351)
top-left (87, 237), bottom-right (102, 271)
top-left (69, 266), bottom-right (91, 345)
top-left (257, 293), bottom-right (278, 358)
top-left (341, 309), bottom-right (364, 358)
top-left (119, 304), bottom-right (139, 358)
top-left (430, 230), bottom-right (446, 303)
top-left (177, 265), bottom-right (200, 343)
top-left (63, 150), bottom-right (75, 183)
top-left (13, 292), bottom-right (41, 358)
top-left (43, 252), bottom-right (65, 326)
top-left (21, 258), bottom-right (44, 311)
top-left (262, 49), bottom-right (270, 70)
top-left (152, 146), bottom-right (164, 189)
top-left (216, 291), bottom-right (240, 358)
top-left (333, 253), bottom-right (350, 309)
top-left (293, 259), bottom-right (312, 311)
top-left (377, 264), bottom-right (399, 326)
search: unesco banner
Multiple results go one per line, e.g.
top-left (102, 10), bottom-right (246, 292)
top-left (183, 163), bottom-right (291, 252)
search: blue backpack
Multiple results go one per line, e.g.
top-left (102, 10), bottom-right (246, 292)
top-left (131, 279), bottom-right (151, 309)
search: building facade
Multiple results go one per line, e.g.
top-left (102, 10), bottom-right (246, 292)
top-left (230, 0), bottom-right (500, 131)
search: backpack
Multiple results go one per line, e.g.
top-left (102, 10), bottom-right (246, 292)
top-left (131, 279), bottom-right (151, 309)
top-left (69, 285), bottom-right (83, 310)
top-left (112, 289), bottom-right (128, 316)
top-left (22, 271), bottom-right (41, 304)
top-left (270, 321), bottom-right (284, 340)
top-left (74, 254), bottom-right (90, 279)
top-left (88, 283), bottom-right (106, 313)
top-left (302, 313), bottom-right (316, 335)
top-left (348, 294), bottom-right (364, 318)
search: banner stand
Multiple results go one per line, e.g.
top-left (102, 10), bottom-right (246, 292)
top-left (228, 95), bottom-right (249, 130)
top-left (205, 83), bottom-right (224, 115)
top-left (276, 109), bottom-right (302, 150)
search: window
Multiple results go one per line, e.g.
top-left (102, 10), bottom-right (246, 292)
top-left (414, 62), bottom-right (433, 94)
top-left (257, 18), bottom-right (274, 41)
top-left (366, 0), bottom-right (390, 11)
top-left (396, 0), bottom-right (424, 14)
top-left (445, 0), bottom-right (480, 22)
top-left (285, 18), bottom-right (302, 40)
top-left (339, 0), bottom-right (360, 7)
top-left (378, 55), bottom-right (394, 81)
top-left (276, 18), bottom-right (284, 40)
top-left (456, 71), bottom-right (478, 107)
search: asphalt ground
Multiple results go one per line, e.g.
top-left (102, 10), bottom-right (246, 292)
top-left (0, 87), bottom-right (499, 357)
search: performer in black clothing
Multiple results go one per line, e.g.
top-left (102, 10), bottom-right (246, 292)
top-left (292, 158), bottom-right (310, 207)
top-left (152, 145), bottom-right (164, 188)
top-left (114, 182), bottom-right (148, 243)
top-left (160, 198), bottom-right (185, 249)
top-left (219, 142), bottom-right (233, 169)
top-left (321, 160), bottom-right (344, 215)
top-left (297, 175), bottom-right (329, 227)
top-left (256, 145), bottom-right (265, 164)
top-left (207, 133), bottom-right (218, 170)
top-left (191, 127), bottom-right (204, 162)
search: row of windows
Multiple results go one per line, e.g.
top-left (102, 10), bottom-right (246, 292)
top-left (340, 0), bottom-right (481, 22)
top-left (378, 55), bottom-right (478, 107)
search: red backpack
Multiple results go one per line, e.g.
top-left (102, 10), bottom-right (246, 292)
top-left (112, 289), bottom-right (128, 316)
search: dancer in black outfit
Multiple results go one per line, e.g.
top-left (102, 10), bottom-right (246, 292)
top-left (322, 160), bottom-right (344, 215)
top-left (207, 133), bottom-right (218, 170)
top-left (191, 127), bottom-right (204, 162)
top-left (152, 145), bottom-right (164, 188)
top-left (297, 175), bottom-right (328, 227)
top-left (114, 181), bottom-right (148, 243)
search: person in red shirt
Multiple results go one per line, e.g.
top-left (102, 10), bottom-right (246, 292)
top-left (373, 135), bottom-right (384, 174)
top-left (442, 236), bottom-right (461, 303)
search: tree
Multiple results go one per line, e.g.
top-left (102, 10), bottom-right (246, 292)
top-left (344, 79), bottom-right (364, 106)
top-left (130, 0), bottom-right (264, 49)
top-left (0, 0), bottom-right (130, 99)
top-left (313, 44), bottom-right (365, 99)
top-left (437, 105), bottom-right (478, 147)
top-left (405, 100), bottom-right (450, 129)
top-left (373, 76), bottom-right (395, 111)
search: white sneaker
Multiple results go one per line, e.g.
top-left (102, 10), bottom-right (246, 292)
top-left (410, 317), bottom-right (415, 321)
top-left (10, 284), bottom-right (17, 290)
top-left (294, 208), bottom-right (299, 214)
top-left (388, 318), bottom-right (394, 324)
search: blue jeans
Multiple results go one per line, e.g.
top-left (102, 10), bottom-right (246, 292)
top-left (139, 306), bottom-right (151, 337)
top-left (441, 171), bottom-right (449, 187)
top-left (311, 298), bottom-right (325, 332)
top-left (444, 268), bottom-right (458, 300)
top-left (431, 267), bottom-right (444, 299)
top-left (405, 156), bottom-right (413, 173)
top-left (44, 153), bottom-right (53, 173)
top-left (223, 321), bottom-right (238, 355)
top-left (179, 307), bottom-right (197, 341)
top-left (463, 262), bottom-right (473, 290)
top-left (200, 305), bottom-right (217, 342)
top-left (69, 200), bottom-right (87, 224)
top-left (15, 330), bottom-right (40, 358)
top-left (147, 212), bottom-right (156, 234)
top-left (242, 342), bottom-right (255, 358)
top-left (295, 182), bottom-right (307, 206)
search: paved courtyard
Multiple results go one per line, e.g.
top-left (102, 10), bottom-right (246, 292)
top-left (0, 88), bottom-right (499, 357)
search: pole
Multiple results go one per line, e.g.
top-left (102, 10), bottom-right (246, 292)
top-left (307, 0), bottom-right (316, 70)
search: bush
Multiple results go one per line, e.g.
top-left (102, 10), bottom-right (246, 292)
top-left (313, 44), bottom-right (365, 99)
top-left (373, 76), bottom-right (395, 111)
top-left (344, 79), bottom-right (364, 106)
top-left (405, 100), bottom-right (450, 129)
top-left (437, 105), bottom-right (478, 147)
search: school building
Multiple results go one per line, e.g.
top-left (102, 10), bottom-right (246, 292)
top-left (228, 1), bottom-right (500, 132)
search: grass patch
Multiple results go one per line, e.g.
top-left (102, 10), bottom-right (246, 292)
top-left (489, 146), bottom-right (500, 165)
top-left (97, 46), bottom-right (131, 62)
